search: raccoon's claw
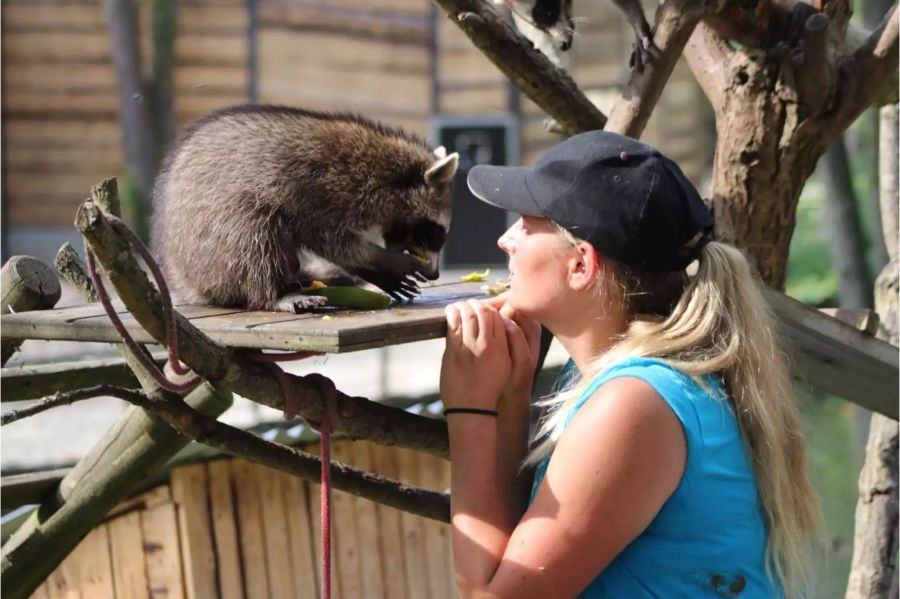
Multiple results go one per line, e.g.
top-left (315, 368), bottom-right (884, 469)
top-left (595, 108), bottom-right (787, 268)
top-left (275, 293), bottom-right (329, 314)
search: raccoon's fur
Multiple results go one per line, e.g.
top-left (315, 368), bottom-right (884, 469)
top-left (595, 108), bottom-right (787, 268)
top-left (152, 105), bottom-right (459, 311)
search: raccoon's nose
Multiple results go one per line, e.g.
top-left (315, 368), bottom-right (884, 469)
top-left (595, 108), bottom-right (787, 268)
top-left (559, 38), bottom-right (572, 51)
top-left (423, 267), bottom-right (440, 281)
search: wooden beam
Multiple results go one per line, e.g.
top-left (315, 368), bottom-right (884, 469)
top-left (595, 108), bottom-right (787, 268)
top-left (1, 355), bottom-right (165, 403)
top-left (1, 256), bottom-right (61, 365)
top-left (766, 289), bottom-right (898, 419)
top-left (1, 469), bottom-right (69, 510)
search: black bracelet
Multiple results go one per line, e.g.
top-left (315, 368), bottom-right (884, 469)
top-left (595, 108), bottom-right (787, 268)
top-left (443, 407), bottom-right (499, 417)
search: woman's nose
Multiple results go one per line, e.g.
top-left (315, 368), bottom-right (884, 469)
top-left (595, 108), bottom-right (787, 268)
top-left (497, 220), bottom-right (520, 254)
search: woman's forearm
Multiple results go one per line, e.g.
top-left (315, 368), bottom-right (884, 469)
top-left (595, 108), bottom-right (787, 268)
top-left (497, 391), bottom-right (532, 519)
top-left (448, 414), bottom-right (517, 594)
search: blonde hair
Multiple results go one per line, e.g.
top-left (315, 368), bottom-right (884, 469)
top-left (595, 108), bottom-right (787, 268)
top-left (528, 227), bottom-right (821, 597)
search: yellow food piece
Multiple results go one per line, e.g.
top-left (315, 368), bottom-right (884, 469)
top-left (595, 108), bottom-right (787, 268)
top-left (461, 268), bottom-right (491, 282)
top-left (302, 286), bottom-right (392, 310)
top-left (322, 315), bottom-right (333, 320)
top-left (304, 280), bottom-right (327, 290)
top-left (481, 279), bottom-right (510, 296)
top-left (414, 255), bottom-right (429, 265)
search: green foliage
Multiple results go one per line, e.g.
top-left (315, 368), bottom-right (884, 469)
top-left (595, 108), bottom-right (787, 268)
top-left (799, 390), bottom-right (867, 599)
top-left (786, 178), bottom-right (839, 306)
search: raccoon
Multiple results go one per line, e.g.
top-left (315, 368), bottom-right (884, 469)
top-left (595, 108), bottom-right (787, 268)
top-left (152, 105), bottom-right (459, 312)
top-left (498, 0), bottom-right (653, 71)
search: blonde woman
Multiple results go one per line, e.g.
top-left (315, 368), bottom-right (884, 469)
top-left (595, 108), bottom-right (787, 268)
top-left (440, 131), bottom-right (820, 598)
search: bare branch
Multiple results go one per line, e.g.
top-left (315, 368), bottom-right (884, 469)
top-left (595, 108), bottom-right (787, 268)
top-left (74, 198), bottom-right (450, 458)
top-left (606, 0), bottom-right (709, 136)
top-left (1, 385), bottom-right (145, 425)
top-left (431, 0), bottom-right (606, 133)
top-left (822, 2), bottom-right (899, 145)
top-left (115, 387), bottom-right (449, 521)
top-left (683, 21), bottom-right (734, 111)
top-left (795, 13), bottom-right (833, 114)
top-left (55, 243), bottom-right (98, 302)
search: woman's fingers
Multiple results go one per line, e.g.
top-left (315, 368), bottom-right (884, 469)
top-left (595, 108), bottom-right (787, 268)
top-left (504, 316), bottom-right (528, 365)
top-left (456, 300), bottom-right (479, 347)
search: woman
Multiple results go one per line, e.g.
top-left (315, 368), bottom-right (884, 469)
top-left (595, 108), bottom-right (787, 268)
top-left (440, 131), bottom-right (820, 598)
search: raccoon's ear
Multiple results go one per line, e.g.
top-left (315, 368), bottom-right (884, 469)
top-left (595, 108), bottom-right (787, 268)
top-left (424, 152), bottom-right (459, 187)
top-left (433, 146), bottom-right (447, 159)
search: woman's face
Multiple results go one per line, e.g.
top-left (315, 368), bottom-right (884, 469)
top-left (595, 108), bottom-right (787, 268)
top-left (497, 215), bottom-right (574, 318)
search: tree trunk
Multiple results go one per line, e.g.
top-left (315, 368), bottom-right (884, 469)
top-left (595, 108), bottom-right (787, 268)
top-left (845, 102), bottom-right (899, 599)
top-left (819, 136), bottom-right (874, 308)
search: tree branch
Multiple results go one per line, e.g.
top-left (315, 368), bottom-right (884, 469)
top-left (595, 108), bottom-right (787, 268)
top-left (683, 20), bottom-right (734, 111)
top-left (606, 0), bottom-right (709, 136)
top-left (431, 0), bottom-right (606, 133)
top-left (823, 2), bottom-right (899, 145)
top-left (74, 196), bottom-right (450, 458)
top-left (1, 385), bottom-right (144, 425)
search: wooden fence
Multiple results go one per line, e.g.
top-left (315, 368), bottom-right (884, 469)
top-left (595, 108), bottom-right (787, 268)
top-left (2, 0), bottom-right (711, 234)
top-left (29, 439), bottom-right (454, 599)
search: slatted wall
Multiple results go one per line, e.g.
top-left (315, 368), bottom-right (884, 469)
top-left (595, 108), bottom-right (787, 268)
top-left (1, 0), bottom-right (249, 228)
top-left (256, 0), bottom-right (433, 136)
top-left (30, 440), bottom-right (454, 599)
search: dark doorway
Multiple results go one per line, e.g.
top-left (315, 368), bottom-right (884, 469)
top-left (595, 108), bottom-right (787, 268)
top-left (432, 115), bottom-right (519, 268)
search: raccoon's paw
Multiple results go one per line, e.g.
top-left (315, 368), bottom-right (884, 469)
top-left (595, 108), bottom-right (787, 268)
top-left (628, 29), bottom-right (654, 72)
top-left (354, 261), bottom-right (422, 303)
top-left (275, 293), bottom-right (329, 314)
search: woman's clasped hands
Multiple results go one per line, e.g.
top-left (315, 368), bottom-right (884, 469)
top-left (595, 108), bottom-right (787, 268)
top-left (440, 294), bottom-right (542, 412)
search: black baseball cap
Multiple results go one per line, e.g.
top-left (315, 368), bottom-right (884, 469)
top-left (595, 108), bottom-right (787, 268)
top-left (467, 130), bottom-right (714, 272)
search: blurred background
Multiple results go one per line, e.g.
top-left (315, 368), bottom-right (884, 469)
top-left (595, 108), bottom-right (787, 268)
top-left (0, 0), bottom-right (891, 595)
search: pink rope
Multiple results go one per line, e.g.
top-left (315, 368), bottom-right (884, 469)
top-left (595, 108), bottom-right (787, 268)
top-left (84, 236), bottom-right (201, 393)
top-left (305, 375), bottom-right (339, 599)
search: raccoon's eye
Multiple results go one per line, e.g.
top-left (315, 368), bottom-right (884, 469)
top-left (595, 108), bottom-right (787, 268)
top-left (412, 219), bottom-right (446, 252)
top-left (531, 0), bottom-right (561, 28)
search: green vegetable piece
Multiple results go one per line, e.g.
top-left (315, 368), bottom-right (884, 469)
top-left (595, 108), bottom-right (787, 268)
top-left (303, 286), bottom-right (392, 310)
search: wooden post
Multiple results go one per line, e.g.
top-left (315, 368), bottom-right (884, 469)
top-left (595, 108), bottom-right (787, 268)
top-left (845, 102), bottom-right (899, 599)
top-left (1, 256), bottom-right (61, 365)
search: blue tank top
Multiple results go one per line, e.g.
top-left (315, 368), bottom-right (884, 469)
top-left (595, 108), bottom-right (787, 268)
top-left (530, 357), bottom-right (781, 598)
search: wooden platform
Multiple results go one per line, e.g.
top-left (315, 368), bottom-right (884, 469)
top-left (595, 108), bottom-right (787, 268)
top-left (0, 280), bottom-right (486, 354)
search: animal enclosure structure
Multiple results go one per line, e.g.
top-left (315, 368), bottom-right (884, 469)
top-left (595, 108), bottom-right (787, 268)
top-left (2, 0), bottom-right (709, 237)
top-left (22, 441), bottom-right (454, 599)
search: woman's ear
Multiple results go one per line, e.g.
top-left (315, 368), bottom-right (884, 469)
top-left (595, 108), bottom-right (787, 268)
top-left (568, 242), bottom-right (601, 291)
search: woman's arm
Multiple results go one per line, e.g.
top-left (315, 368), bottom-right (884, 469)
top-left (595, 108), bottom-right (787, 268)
top-left (441, 300), bottom-right (685, 599)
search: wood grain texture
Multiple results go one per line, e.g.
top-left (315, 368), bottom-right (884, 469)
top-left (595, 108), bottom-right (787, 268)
top-left (206, 461), bottom-right (244, 599)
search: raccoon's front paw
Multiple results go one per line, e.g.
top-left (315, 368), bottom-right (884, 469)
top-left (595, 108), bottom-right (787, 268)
top-left (628, 29), bottom-right (654, 72)
top-left (355, 254), bottom-right (425, 303)
top-left (275, 293), bottom-right (329, 314)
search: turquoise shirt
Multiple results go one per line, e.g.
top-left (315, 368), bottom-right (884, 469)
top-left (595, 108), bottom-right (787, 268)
top-left (530, 357), bottom-right (781, 598)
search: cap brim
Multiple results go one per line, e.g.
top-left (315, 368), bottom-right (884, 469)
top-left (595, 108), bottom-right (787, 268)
top-left (467, 165), bottom-right (544, 216)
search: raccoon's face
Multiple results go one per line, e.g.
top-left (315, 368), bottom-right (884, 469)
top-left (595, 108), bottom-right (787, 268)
top-left (383, 147), bottom-right (458, 280)
top-left (509, 0), bottom-right (575, 52)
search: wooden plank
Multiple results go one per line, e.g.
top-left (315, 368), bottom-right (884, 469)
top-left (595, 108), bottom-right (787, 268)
top-left (108, 511), bottom-right (151, 599)
top-left (256, 463), bottom-right (298, 599)
top-left (0, 279), bottom-right (487, 352)
top-left (142, 501), bottom-right (186, 599)
top-left (330, 442), bottom-right (364, 599)
top-left (765, 289), bottom-right (899, 418)
top-left (418, 452), bottom-right (454, 599)
top-left (70, 525), bottom-right (117, 598)
top-left (341, 442), bottom-right (387, 599)
top-left (44, 525), bottom-right (113, 598)
top-left (171, 464), bottom-right (218, 599)
top-left (105, 485), bottom-right (173, 521)
top-left (820, 308), bottom-right (880, 335)
top-left (206, 461), bottom-right (244, 599)
top-left (367, 444), bottom-right (409, 599)
top-left (2, 32), bottom-right (111, 63)
top-left (231, 458), bottom-right (271, 598)
top-left (283, 471), bottom-right (319, 598)
top-left (394, 448), bottom-right (430, 599)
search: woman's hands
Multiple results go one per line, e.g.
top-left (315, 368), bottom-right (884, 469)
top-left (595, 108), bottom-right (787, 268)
top-left (440, 294), bottom-right (542, 411)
